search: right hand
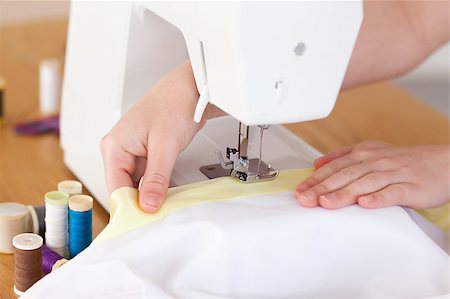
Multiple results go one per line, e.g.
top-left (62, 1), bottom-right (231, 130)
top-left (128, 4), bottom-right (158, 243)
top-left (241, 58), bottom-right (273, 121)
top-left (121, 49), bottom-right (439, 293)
top-left (100, 61), bottom-right (223, 212)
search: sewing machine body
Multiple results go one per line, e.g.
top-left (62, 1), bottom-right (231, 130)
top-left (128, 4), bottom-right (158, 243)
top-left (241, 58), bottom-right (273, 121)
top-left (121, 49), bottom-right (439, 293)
top-left (61, 2), bottom-right (362, 209)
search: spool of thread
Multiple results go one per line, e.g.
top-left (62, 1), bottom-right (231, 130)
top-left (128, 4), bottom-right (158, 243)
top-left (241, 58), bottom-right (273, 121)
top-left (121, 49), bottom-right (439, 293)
top-left (45, 191), bottom-right (69, 258)
top-left (0, 203), bottom-right (39, 254)
top-left (39, 58), bottom-right (60, 115)
top-left (13, 233), bottom-right (43, 296)
top-left (0, 76), bottom-right (5, 126)
top-left (33, 205), bottom-right (46, 239)
top-left (58, 180), bottom-right (82, 196)
top-left (42, 245), bottom-right (68, 274)
top-left (69, 195), bottom-right (93, 258)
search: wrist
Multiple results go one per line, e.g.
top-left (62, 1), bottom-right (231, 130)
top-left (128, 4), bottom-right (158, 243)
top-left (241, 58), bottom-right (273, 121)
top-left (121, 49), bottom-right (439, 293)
top-left (204, 104), bottom-right (226, 121)
top-left (182, 60), bottom-right (227, 123)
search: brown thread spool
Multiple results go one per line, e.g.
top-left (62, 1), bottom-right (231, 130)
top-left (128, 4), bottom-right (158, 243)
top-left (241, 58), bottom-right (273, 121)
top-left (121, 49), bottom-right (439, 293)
top-left (13, 233), bottom-right (43, 296)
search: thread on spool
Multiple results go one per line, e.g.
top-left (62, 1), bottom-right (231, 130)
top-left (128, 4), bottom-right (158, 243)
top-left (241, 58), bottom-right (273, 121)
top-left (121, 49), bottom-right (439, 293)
top-left (69, 195), bottom-right (93, 258)
top-left (33, 205), bottom-right (46, 239)
top-left (42, 245), bottom-right (67, 274)
top-left (0, 76), bottom-right (5, 126)
top-left (45, 191), bottom-right (69, 258)
top-left (39, 58), bottom-right (60, 115)
top-left (0, 203), bottom-right (37, 254)
top-left (13, 233), bottom-right (43, 295)
top-left (26, 205), bottom-right (39, 235)
top-left (58, 180), bottom-right (82, 196)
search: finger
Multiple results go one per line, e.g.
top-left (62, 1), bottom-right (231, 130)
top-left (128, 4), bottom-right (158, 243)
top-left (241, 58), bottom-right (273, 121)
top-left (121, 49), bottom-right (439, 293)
top-left (107, 168), bottom-right (135, 192)
top-left (298, 156), bottom-right (400, 203)
top-left (101, 144), bottom-right (136, 194)
top-left (357, 183), bottom-right (418, 209)
top-left (132, 156), bottom-right (147, 185)
top-left (298, 142), bottom-right (393, 193)
top-left (318, 171), bottom-right (402, 209)
top-left (295, 189), bottom-right (320, 208)
top-left (313, 141), bottom-right (386, 170)
top-left (296, 154), bottom-right (356, 193)
top-left (296, 163), bottom-right (373, 205)
top-left (139, 140), bottom-right (180, 213)
top-left (313, 146), bottom-right (353, 169)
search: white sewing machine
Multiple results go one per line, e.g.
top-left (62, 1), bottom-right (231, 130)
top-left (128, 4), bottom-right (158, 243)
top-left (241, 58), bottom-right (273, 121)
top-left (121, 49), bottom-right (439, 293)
top-left (60, 2), bottom-right (363, 210)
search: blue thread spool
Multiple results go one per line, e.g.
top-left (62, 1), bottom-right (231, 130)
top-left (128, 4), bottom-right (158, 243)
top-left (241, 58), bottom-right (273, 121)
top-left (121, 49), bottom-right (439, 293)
top-left (68, 195), bottom-right (93, 258)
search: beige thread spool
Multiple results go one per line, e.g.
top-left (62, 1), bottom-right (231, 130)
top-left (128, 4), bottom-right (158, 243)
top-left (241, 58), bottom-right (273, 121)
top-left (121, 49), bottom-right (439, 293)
top-left (58, 180), bottom-right (83, 196)
top-left (0, 203), bottom-right (39, 254)
top-left (68, 194), bottom-right (93, 212)
top-left (13, 233), bottom-right (43, 296)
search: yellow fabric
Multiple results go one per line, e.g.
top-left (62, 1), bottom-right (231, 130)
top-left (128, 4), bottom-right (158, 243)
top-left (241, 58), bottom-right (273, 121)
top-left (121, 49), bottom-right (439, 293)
top-left (418, 203), bottom-right (449, 231)
top-left (95, 168), bottom-right (313, 242)
top-left (94, 167), bottom-right (449, 243)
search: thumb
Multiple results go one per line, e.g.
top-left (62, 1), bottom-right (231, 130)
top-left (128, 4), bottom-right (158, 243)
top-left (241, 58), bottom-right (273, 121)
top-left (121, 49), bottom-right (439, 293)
top-left (139, 141), bottom-right (179, 213)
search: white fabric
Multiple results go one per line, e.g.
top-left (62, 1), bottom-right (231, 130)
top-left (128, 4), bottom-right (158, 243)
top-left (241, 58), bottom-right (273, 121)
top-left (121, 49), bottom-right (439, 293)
top-left (23, 192), bottom-right (449, 299)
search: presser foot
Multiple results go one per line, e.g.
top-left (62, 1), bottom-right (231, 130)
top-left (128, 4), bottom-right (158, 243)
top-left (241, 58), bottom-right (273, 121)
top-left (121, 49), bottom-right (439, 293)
top-left (233, 167), bottom-right (280, 184)
top-left (199, 122), bottom-right (279, 183)
top-left (199, 156), bottom-right (279, 183)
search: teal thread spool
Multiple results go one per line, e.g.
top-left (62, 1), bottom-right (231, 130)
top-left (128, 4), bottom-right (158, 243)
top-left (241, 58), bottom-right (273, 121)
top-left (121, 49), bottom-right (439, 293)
top-left (68, 195), bottom-right (93, 258)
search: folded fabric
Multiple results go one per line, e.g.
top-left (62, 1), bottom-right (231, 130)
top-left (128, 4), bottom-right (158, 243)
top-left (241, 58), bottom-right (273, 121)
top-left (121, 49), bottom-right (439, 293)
top-left (23, 170), bottom-right (449, 299)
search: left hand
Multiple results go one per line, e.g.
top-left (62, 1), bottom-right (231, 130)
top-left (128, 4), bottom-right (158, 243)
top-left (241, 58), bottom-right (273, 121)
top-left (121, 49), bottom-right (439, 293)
top-left (295, 141), bottom-right (450, 210)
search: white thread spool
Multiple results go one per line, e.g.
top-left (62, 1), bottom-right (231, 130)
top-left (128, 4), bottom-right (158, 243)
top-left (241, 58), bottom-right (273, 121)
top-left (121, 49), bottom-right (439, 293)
top-left (44, 191), bottom-right (69, 258)
top-left (0, 203), bottom-right (39, 254)
top-left (39, 58), bottom-right (60, 115)
top-left (58, 180), bottom-right (83, 196)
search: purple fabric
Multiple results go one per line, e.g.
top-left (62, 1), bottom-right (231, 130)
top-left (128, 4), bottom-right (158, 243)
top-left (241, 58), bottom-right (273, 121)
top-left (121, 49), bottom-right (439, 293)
top-left (14, 115), bottom-right (59, 135)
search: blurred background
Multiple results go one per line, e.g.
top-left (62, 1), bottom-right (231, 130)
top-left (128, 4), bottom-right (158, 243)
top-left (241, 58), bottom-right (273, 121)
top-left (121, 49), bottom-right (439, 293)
top-left (0, 0), bottom-right (448, 116)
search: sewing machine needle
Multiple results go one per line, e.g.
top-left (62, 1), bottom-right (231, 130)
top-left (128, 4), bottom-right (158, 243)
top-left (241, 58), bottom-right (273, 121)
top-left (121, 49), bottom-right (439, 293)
top-left (256, 125), bottom-right (269, 177)
top-left (256, 128), bottom-right (263, 177)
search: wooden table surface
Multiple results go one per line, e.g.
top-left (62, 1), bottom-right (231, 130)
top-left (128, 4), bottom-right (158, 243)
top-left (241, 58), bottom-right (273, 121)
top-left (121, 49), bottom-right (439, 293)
top-left (0, 19), bottom-right (448, 298)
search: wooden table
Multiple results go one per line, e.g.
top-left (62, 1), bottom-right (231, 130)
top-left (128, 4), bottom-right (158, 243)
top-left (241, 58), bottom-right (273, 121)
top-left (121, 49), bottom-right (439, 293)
top-left (0, 19), bottom-right (448, 298)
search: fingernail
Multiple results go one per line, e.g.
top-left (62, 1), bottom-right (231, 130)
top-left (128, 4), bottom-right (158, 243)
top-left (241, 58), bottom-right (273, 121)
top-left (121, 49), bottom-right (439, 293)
top-left (143, 196), bottom-right (160, 210)
top-left (298, 190), bottom-right (316, 201)
top-left (320, 193), bottom-right (337, 202)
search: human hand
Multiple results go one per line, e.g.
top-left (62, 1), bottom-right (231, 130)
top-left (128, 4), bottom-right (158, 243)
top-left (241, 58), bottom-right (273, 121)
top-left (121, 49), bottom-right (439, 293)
top-left (100, 61), bottom-right (223, 212)
top-left (295, 141), bottom-right (450, 210)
